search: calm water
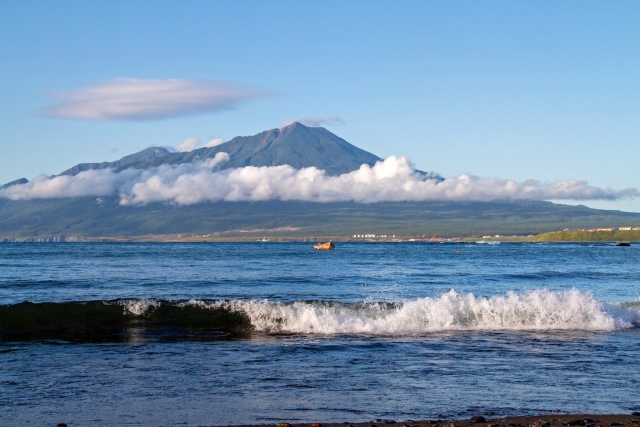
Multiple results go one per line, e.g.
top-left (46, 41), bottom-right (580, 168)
top-left (1, 242), bottom-right (639, 426)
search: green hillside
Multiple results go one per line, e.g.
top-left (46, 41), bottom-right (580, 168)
top-left (1, 197), bottom-right (639, 240)
top-left (535, 230), bottom-right (640, 242)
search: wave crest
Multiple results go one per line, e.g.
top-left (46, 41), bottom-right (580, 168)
top-left (212, 289), bottom-right (637, 334)
top-left (2, 290), bottom-right (638, 341)
top-left (166, 289), bottom-right (639, 334)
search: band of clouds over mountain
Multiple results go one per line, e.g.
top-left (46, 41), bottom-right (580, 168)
top-left (1, 155), bottom-right (636, 204)
top-left (41, 79), bottom-right (272, 120)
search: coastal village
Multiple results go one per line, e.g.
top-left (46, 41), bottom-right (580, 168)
top-left (350, 226), bottom-right (640, 242)
top-left (2, 226), bottom-right (639, 243)
top-left (570, 226), bottom-right (640, 231)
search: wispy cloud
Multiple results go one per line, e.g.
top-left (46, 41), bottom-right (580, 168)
top-left (176, 137), bottom-right (225, 152)
top-left (203, 138), bottom-right (224, 148)
top-left (147, 143), bottom-right (177, 152)
top-left (42, 78), bottom-right (272, 120)
top-left (1, 156), bottom-right (636, 205)
top-left (176, 138), bottom-right (201, 153)
top-left (282, 116), bottom-right (345, 127)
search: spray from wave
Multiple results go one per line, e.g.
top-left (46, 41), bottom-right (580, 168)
top-left (2, 289), bottom-right (638, 341)
top-left (200, 289), bottom-right (639, 334)
top-left (120, 289), bottom-right (640, 334)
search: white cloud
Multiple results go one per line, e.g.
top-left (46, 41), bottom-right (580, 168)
top-left (177, 138), bottom-right (201, 152)
top-left (0, 168), bottom-right (140, 200)
top-left (282, 116), bottom-right (346, 127)
top-left (1, 155), bottom-right (636, 204)
top-left (176, 137), bottom-right (225, 152)
top-left (42, 78), bottom-right (271, 120)
top-left (147, 143), bottom-right (177, 152)
top-left (203, 138), bottom-right (224, 148)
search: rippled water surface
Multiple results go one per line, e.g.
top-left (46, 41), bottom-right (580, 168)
top-left (1, 242), bottom-right (639, 426)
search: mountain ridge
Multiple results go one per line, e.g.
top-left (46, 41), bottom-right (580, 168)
top-left (59, 147), bottom-right (172, 176)
top-left (3, 122), bottom-right (440, 186)
top-left (0, 178), bottom-right (28, 190)
top-left (125, 122), bottom-right (387, 176)
top-left (1, 123), bottom-right (638, 239)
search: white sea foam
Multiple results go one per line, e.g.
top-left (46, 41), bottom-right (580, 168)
top-left (231, 290), bottom-right (639, 334)
top-left (120, 290), bottom-right (640, 334)
top-left (120, 299), bottom-right (161, 316)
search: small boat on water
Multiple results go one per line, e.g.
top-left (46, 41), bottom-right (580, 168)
top-left (314, 241), bottom-right (334, 250)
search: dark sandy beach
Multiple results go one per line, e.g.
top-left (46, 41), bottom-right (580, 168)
top-left (205, 415), bottom-right (640, 427)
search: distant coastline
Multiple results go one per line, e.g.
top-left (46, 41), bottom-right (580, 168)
top-left (2, 229), bottom-right (639, 243)
top-left (533, 229), bottom-right (640, 242)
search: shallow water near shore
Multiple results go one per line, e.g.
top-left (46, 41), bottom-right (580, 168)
top-left (1, 242), bottom-right (639, 425)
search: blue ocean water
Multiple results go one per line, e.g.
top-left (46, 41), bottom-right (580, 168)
top-left (1, 242), bottom-right (639, 426)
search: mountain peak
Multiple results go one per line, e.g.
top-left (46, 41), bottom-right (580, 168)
top-left (279, 121), bottom-right (299, 131)
top-left (127, 123), bottom-right (383, 176)
top-left (52, 124), bottom-right (440, 179)
top-left (279, 121), bottom-right (307, 129)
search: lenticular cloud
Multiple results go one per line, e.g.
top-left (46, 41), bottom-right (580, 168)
top-left (0, 154), bottom-right (636, 204)
top-left (41, 78), bottom-right (270, 121)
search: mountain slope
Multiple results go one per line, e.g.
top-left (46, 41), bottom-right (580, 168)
top-left (0, 178), bottom-right (28, 190)
top-left (7, 122), bottom-right (438, 182)
top-left (126, 122), bottom-right (385, 176)
top-left (1, 197), bottom-right (639, 239)
top-left (59, 147), bottom-right (171, 176)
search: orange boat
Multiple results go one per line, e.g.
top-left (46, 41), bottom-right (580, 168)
top-left (314, 241), bottom-right (334, 250)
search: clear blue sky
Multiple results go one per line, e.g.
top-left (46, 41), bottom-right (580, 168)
top-left (1, 0), bottom-right (639, 211)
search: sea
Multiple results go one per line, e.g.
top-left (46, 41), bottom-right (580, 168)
top-left (1, 242), bottom-right (639, 426)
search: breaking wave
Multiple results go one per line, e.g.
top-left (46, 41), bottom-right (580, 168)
top-left (1, 289), bottom-right (638, 341)
top-left (215, 289), bottom-right (640, 334)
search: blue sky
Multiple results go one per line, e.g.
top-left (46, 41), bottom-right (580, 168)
top-left (1, 1), bottom-right (639, 211)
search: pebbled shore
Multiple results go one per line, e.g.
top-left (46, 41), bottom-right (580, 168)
top-left (200, 415), bottom-right (640, 427)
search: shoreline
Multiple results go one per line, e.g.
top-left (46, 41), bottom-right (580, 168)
top-left (1, 237), bottom-right (638, 243)
top-left (203, 415), bottom-right (640, 427)
top-left (2, 229), bottom-right (640, 243)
